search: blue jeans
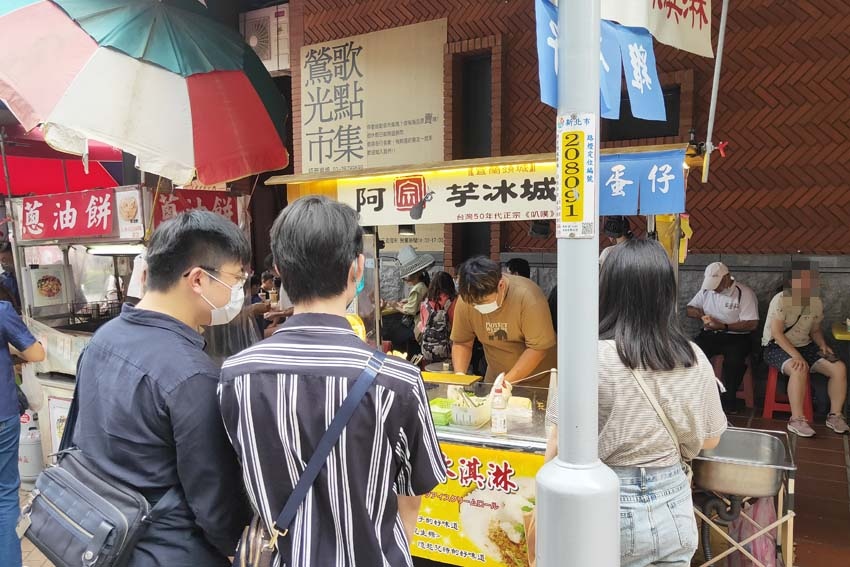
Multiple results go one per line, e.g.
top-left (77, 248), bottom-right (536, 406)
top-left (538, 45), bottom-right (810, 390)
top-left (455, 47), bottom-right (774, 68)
top-left (0, 415), bottom-right (21, 567)
top-left (614, 464), bottom-right (698, 567)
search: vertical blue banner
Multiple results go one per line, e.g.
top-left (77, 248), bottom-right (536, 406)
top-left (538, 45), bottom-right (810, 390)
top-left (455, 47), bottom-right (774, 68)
top-left (535, 0), bottom-right (558, 108)
top-left (600, 20), bottom-right (622, 120)
top-left (635, 150), bottom-right (687, 214)
top-left (615, 25), bottom-right (666, 121)
top-left (599, 155), bottom-right (640, 216)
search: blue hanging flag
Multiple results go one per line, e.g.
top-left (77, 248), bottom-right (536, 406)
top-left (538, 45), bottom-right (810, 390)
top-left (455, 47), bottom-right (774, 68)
top-left (535, 0), bottom-right (558, 108)
top-left (600, 20), bottom-right (621, 120)
top-left (599, 155), bottom-right (640, 216)
top-left (614, 25), bottom-right (666, 121)
top-left (635, 150), bottom-right (686, 214)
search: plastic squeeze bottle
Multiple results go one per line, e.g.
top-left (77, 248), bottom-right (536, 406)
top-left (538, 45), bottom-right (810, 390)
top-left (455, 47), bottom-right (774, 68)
top-left (490, 386), bottom-right (508, 435)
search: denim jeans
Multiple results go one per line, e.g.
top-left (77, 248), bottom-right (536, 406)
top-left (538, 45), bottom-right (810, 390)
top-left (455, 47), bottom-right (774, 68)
top-left (0, 415), bottom-right (21, 567)
top-left (613, 464), bottom-right (698, 567)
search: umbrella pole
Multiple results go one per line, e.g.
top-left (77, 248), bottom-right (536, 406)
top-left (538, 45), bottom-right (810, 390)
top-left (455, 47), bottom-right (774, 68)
top-left (62, 160), bottom-right (70, 193)
top-left (0, 128), bottom-right (11, 200)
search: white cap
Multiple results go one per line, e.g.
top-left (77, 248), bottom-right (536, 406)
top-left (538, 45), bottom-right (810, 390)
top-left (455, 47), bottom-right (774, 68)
top-left (701, 262), bottom-right (730, 291)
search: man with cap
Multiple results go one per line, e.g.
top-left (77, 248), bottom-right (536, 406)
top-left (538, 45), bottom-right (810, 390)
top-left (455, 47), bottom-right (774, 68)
top-left (687, 262), bottom-right (759, 412)
top-left (599, 216), bottom-right (633, 266)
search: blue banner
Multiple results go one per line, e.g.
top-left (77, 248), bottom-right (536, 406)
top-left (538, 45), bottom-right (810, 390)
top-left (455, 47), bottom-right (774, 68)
top-left (635, 150), bottom-right (686, 214)
top-left (535, 0), bottom-right (558, 108)
top-left (615, 25), bottom-right (666, 121)
top-left (599, 157), bottom-right (640, 216)
top-left (600, 20), bottom-right (622, 120)
top-left (598, 150), bottom-right (686, 216)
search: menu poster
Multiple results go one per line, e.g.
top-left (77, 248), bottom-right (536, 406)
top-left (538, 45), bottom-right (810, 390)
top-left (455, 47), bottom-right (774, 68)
top-left (412, 443), bottom-right (544, 567)
top-left (27, 265), bottom-right (70, 308)
top-left (48, 396), bottom-right (72, 455)
top-left (116, 189), bottom-right (143, 240)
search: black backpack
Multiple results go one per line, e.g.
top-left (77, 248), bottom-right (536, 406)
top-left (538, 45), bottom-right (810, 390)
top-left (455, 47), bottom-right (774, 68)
top-left (421, 299), bottom-right (452, 363)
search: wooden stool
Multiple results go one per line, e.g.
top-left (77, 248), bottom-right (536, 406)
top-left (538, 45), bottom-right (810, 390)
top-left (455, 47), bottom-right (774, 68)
top-left (763, 365), bottom-right (814, 421)
top-left (711, 355), bottom-right (755, 409)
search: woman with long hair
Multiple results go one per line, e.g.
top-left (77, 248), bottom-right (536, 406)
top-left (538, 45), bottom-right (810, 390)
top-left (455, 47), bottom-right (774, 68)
top-left (546, 239), bottom-right (726, 567)
top-left (0, 283), bottom-right (44, 566)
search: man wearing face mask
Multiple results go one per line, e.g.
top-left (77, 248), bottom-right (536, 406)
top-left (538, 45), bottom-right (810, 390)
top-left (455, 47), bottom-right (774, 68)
top-left (451, 256), bottom-right (557, 389)
top-left (71, 210), bottom-right (251, 566)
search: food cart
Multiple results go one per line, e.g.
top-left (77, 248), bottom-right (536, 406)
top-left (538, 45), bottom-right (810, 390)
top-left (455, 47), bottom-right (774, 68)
top-left (268, 145), bottom-right (696, 567)
top-left (5, 184), bottom-right (249, 464)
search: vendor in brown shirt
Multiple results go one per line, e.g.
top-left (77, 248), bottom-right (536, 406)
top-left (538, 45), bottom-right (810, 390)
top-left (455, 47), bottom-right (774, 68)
top-left (451, 256), bottom-right (557, 389)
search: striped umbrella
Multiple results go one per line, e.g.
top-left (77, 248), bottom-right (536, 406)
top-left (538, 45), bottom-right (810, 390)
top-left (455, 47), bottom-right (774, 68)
top-left (0, 0), bottom-right (289, 185)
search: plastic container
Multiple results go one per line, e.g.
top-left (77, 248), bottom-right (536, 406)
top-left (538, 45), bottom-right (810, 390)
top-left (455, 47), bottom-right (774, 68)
top-left (429, 398), bottom-right (453, 427)
top-left (507, 396), bottom-right (534, 424)
top-left (451, 398), bottom-right (491, 428)
top-left (490, 387), bottom-right (508, 435)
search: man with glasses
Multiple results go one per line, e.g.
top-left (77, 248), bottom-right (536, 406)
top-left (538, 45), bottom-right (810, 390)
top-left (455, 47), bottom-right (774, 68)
top-left (451, 256), bottom-right (557, 389)
top-left (72, 210), bottom-right (251, 566)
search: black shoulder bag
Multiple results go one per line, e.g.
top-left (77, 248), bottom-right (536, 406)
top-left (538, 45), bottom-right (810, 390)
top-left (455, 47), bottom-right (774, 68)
top-left (233, 351), bottom-right (386, 567)
top-left (18, 352), bottom-right (182, 567)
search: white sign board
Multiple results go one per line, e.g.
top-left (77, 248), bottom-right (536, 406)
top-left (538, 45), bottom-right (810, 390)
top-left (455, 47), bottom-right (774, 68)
top-left (300, 20), bottom-right (446, 174)
top-left (601, 0), bottom-right (714, 58)
top-left (337, 163), bottom-right (558, 226)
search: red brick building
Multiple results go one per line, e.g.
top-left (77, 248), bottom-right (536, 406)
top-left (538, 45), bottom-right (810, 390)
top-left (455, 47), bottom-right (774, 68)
top-left (285, 0), bottom-right (850, 263)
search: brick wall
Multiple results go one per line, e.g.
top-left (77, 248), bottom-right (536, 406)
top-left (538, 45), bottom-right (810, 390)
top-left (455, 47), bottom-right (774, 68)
top-left (291, 0), bottom-right (850, 256)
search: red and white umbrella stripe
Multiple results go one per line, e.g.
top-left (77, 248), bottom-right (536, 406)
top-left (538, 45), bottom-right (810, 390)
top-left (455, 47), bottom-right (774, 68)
top-left (0, 1), bottom-right (288, 185)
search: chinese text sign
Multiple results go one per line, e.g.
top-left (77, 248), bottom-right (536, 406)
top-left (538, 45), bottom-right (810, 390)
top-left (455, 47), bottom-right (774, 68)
top-left (602, 0), bottom-right (713, 58)
top-left (300, 20), bottom-right (445, 174)
top-left (338, 149), bottom-right (687, 225)
top-left (411, 443), bottom-right (544, 567)
top-left (153, 190), bottom-right (239, 226)
top-left (22, 188), bottom-right (115, 241)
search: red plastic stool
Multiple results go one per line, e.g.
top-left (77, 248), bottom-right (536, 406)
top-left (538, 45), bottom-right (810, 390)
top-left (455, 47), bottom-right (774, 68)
top-left (711, 355), bottom-right (755, 409)
top-left (763, 366), bottom-right (814, 421)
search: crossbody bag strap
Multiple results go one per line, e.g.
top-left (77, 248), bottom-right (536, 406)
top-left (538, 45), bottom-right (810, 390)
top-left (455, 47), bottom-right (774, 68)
top-left (59, 347), bottom-right (88, 452)
top-left (628, 367), bottom-right (680, 450)
top-left (272, 351), bottom-right (386, 538)
top-left (629, 366), bottom-right (694, 483)
top-left (63, 347), bottom-right (182, 522)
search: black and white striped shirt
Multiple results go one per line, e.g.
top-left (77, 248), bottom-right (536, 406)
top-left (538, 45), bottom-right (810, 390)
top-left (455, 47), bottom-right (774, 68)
top-left (219, 313), bottom-right (446, 567)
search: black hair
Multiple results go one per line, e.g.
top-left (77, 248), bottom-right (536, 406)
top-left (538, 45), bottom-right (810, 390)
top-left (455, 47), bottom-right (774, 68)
top-left (604, 216), bottom-right (633, 239)
top-left (0, 242), bottom-right (12, 255)
top-left (270, 195), bottom-right (363, 304)
top-left (428, 271), bottom-right (457, 303)
top-left (408, 270), bottom-right (431, 287)
top-left (458, 256), bottom-right (502, 304)
top-left (506, 258), bottom-right (531, 278)
top-left (249, 274), bottom-right (261, 287)
top-left (600, 239), bottom-right (696, 371)
top-left (145, 209), bottom-right (251, 292)
top-left (263, 253), bottom-right (275, 271)
top-left (261, 270), bottom-right (275, 283)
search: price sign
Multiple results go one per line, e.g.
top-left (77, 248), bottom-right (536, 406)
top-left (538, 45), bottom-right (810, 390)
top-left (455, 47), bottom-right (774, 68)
top-left (556, 113), bottom-right (597, 239)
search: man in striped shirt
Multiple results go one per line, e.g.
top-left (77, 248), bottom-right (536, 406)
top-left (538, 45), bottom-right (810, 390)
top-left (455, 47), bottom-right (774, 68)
top-left (220, 196), bottom-right (446, 567)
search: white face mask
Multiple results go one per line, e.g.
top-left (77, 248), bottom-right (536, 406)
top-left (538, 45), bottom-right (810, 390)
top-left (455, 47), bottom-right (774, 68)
top-left (474, 301), bottom-right (499, 315)
top-left (200, 270), bottom-right (245, 326)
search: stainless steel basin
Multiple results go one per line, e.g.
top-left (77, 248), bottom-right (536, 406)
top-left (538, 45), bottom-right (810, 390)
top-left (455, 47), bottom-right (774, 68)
top-left (692, 428), bottom-right (795, 498)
